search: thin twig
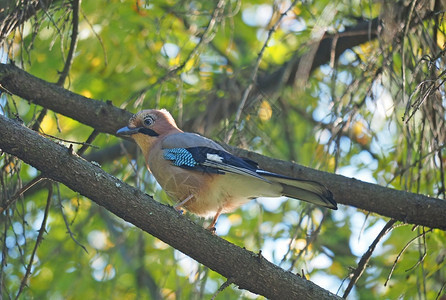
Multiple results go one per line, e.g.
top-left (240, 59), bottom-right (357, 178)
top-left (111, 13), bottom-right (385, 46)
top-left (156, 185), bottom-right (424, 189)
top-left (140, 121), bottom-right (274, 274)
top-left (80, 6), bottom-right (108, 67)
top-left (210, 277), bottom-right (235, 300)
top-left (0, 175), bottom-right (47, 214)
top-left (225, 0), bottom-right (299, 143)
top-left (384, 228), bottom-right (433, 287)
top-left (32, 0), bottom-right (80, 132)
top-left (77, 129), bottom-right (99, 156)
top-left (279, 208), bottom-right (306, 266)
top-left (436, 281), bottom-right (446, 300)
top-left (129, 0), bottom-right (227, 104)
top-left (40, 131), bottom-right (99, 149)
top-left (15, 185), bottom-right (53, 300)
top-left (56, 0), bottom-right (80, 86)
top-left (401, 0), bottom-right (418, 122)
top-left (343, 219), bottom-right (397, 298)
top-left (288, 209), bottom-right (328, 271)
top-left (56, 184), bottom-right (88, 253)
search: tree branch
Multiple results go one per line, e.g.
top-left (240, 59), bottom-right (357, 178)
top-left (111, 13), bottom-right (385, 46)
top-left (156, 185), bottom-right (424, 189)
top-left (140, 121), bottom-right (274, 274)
top-left (0, 114), bottom-right (341, 300)
top-left (230, 147), bottom-right (446, 231)
top-left (342, 219), bottom-right (397, 298)
top-left (0, 63), bottom-right (131, 134)
top-left (0, 62), bottom-right (446, 230)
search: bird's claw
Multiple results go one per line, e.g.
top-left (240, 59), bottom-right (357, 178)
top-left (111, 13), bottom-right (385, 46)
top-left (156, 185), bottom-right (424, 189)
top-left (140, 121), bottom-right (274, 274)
top-left (206, 225), bottom-right (217, 234)
top-left (173, 206), bottom-right (184, 215)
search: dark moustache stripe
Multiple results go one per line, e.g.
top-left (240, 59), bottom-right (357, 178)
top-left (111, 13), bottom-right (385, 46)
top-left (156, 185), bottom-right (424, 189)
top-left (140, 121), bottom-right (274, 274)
top-left (138, 127), bottom-right (159, 137)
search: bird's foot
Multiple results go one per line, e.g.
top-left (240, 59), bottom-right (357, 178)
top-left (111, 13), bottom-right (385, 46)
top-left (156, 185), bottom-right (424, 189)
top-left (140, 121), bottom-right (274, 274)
top-left (206, 208), bottom-right (222, 235)
top-left (206, 225), bottom-right (217, 235)
top-left (173, 195), bottom-right (194, 215)
top-left (173, 204), bottom-right (184, 215)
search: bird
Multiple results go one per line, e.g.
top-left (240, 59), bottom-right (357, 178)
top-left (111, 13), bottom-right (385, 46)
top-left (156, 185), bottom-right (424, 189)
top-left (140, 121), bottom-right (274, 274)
top-left (117, 109), bottom-right (337, 231)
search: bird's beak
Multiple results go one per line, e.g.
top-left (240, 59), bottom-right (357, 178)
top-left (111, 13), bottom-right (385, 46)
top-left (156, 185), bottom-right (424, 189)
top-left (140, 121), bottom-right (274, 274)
top-left (116, 126), bottom-right (140, 136)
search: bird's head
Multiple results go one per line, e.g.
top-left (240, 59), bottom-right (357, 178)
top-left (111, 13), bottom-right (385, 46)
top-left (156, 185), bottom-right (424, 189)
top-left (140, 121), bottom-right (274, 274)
top-left (117, 109), bottom-right (181, 152)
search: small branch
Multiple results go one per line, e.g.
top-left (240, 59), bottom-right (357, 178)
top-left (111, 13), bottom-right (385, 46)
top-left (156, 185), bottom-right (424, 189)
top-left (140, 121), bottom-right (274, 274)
top-left (288, 209), bottom-right (328, 271)
top-left (55, 183), bottom-right (88, 253)
top-left (279, 208), bottom-right (306, 266)
top-left (31, 0), bottom-right (80, 132)
top-left (436, 281), bottom-right (446, 300)
top-left (0, 63), bottom-right (132, 135)
top-left (225, 0), bottom-right (300, 142)
top-left (211, 277), bottom-right (235, 300)
top-left (15, 185), bottom-right (53, 300)
top-left (0, 0), bottom-right (56, 43)
top-left (342, 219), bottom-right (397, 298)
top-left (56, 0), bottom-right (80, 86)
top-left (40, 131), bottom-right (99, 149)
top-left (384, 227), bottom-right (433, 286)
top-left (77, 129), bottom-right (99, 156)
top-left (0, 129), bottom-right (96, 214)
top-left (230, 145), bottom-right (446, 231)
top-left (0, 175), bottom-right (46, 214)
top-left (130, 0), bottom-right (227, 101)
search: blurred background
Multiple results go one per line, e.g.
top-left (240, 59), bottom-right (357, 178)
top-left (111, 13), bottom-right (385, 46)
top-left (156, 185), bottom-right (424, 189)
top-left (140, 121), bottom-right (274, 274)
top-left (0, 0), bottom-right (445, 299)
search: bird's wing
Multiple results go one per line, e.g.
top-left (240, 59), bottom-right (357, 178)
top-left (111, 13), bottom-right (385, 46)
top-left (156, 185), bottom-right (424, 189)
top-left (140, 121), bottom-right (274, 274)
top-left (161, 133), bottom-right (337, 209)
top-left (162, 133), bottom-right (268, 181)
top-left (162, 132), bottom-right (226, 150)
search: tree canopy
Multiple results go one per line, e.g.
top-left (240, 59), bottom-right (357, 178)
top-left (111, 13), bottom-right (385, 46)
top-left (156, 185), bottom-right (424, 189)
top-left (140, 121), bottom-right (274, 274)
top-left (0, 0), bottom-right (445, 299)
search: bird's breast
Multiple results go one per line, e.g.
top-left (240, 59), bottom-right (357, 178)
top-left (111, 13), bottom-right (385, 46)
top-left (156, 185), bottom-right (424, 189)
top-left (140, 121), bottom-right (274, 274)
top-left (146, 145), bottom-right (220, 216)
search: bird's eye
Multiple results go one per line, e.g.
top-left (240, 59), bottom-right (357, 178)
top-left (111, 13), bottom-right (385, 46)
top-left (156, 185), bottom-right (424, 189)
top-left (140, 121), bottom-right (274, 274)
top-left (143, 116), bottom-right (154, 127)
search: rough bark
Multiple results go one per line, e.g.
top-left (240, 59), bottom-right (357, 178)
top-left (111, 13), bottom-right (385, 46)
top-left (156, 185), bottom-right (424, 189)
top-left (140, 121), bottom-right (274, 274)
top-left (230, 148), bottom-right (446, 231)
top-left (0, 62), bottom-right (445, 230)
top-left (0, 63), bottom-right (131, 134)
top-left (0, 114), bottom-right (341, 300)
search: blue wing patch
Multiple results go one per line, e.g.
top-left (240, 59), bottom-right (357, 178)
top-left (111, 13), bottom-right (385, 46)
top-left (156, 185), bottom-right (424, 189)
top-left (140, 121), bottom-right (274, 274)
top-left (163, 148), bottom-right (197, 167)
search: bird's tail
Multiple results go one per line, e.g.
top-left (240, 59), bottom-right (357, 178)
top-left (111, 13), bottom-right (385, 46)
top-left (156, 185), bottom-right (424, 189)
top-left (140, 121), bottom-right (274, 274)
top-left (258, 170), bottom-right (337, 209)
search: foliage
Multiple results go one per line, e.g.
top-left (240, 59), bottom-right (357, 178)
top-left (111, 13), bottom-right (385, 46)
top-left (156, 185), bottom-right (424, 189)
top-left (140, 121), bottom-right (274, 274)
top-left (1, 0), bottom-right (445, 299)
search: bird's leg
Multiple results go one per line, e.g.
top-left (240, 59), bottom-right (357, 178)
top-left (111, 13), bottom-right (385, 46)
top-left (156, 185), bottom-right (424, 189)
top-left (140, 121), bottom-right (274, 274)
top-left (174, 194), bottom-right (194, 214)
top-left (206, 208), bottom-right (222, 233)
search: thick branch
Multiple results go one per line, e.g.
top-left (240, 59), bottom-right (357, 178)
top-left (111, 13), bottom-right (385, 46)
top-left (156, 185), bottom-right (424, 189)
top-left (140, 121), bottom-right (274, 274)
top-left (231, 147), bottom-right (446, 231)
top-left (0, 114), bottom-right (340, 300)
top-left (0, 62), bottom-right (446, 230)
top-left (0, 63), bottom-right (131, 134)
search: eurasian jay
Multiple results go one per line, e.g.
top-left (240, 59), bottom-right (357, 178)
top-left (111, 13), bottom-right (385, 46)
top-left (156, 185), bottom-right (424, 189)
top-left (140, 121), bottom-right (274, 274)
top-left (117, 109), bottom-right (337, 230)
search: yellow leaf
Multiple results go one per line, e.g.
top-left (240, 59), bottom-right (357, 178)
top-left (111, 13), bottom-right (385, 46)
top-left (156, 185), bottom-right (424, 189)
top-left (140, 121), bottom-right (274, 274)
top-left (352, 121), bottom-right (364, 136)
top-left (40, 115), bottom-right (56, 134)
top-left (80, 89), bottom-right (93, 98)
top-left (4, 162), bottom-right (15, 173)
top-left (352, 121), bottom-right (371, 145)
top-left (258, 100), bottom-right (272, 121)
top-left (267, 43), bottom-right (289, 64)
top-left (148, 76), bottom-right (157, 84)
top-left (437, 31), bottom-right (446, 49)
top-left (169, 55), bottom-right (180, 66)
top-left (293, 5), bottom-right (302, 16)
top-left (184, 57), bottom-right (196, 72)
top-left (328, 156), bottom-right (336, 170)
top-left (90, 57), bottom-right (101, 67)
top-left (228, 214), bottom-right (242, 225)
